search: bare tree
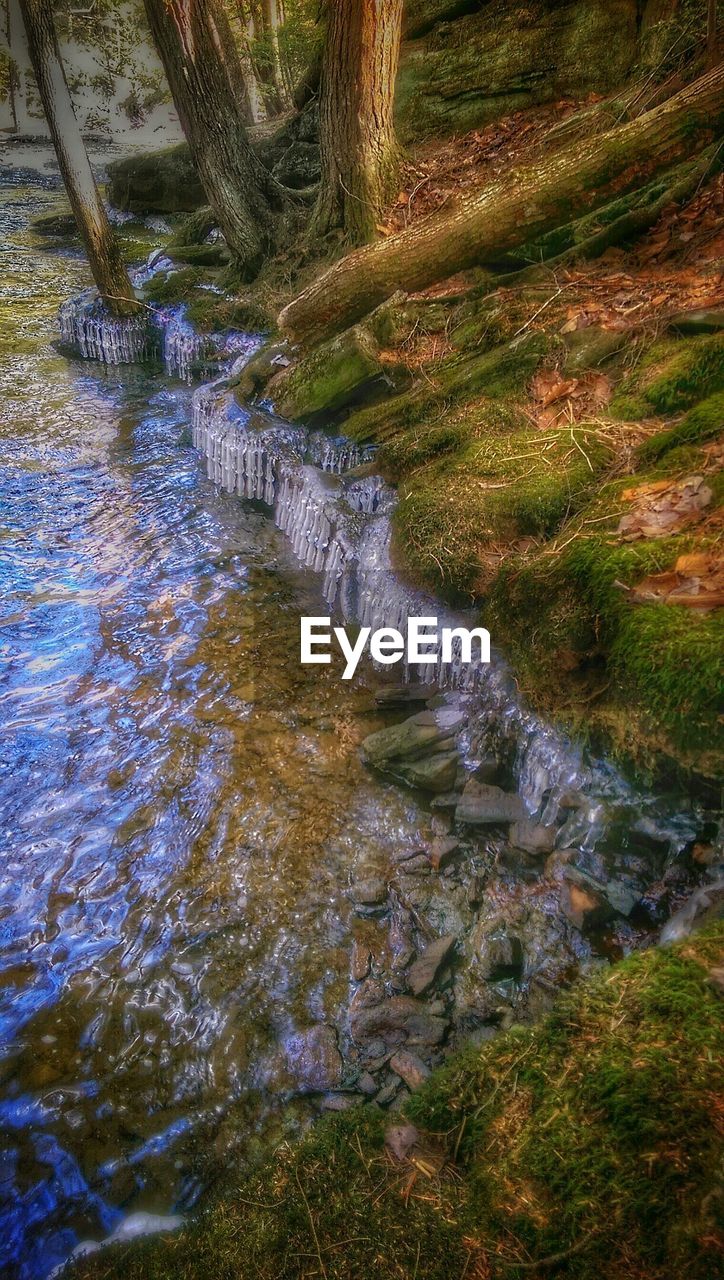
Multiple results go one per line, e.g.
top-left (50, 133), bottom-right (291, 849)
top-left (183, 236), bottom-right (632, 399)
top-left (18, 0), bottom-right (137, 315)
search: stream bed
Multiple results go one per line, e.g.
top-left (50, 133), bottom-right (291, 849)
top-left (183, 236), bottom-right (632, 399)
top-left (0, 156), bottom-right (713, 1280)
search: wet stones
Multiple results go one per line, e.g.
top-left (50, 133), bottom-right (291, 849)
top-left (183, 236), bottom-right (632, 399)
top-left (281, 1025), bottom-right (344, 1094)
top-left (348, 878), bottom-right (388, 909)
top-left (361, 707), bottom-right (466, 794)
top-left (389, 1049), bottom-right (431, 1090)
top-left (560, 868), bottom-right (615, 931)
top-left (509, 819), bottom-right (557, 856)
top-left (350, 996), bottom-right (448, 1048)
top-left (407, 935), bottom-right (457, 997)
top-left (455, 780), bottom-right (525, 825)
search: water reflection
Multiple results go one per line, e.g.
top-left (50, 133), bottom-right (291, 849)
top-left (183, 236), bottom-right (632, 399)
top-left (0, 168), bottom-right (428, 1279)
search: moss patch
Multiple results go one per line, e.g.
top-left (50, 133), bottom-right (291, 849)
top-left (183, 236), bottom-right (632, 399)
top-left (72, 926), bottom-right (724, 1280)
top-left (610, 333), bottom-right (724, 420)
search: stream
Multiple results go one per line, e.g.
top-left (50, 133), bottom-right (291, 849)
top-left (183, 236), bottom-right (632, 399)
top-left (0, 155), bottom-right (712, 1280)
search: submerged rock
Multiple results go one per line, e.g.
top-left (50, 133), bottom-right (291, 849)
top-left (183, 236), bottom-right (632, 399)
top-left (350, 995), bottom-right (448, 1047)
top-left (455, 780), bottom-right (525, 826)
top-left (282, 1025), bottom-right (344, 1094)
top-left (407, 935), bottom-right (457, 996)
top-left (560, 868), bottom-right (614, 931)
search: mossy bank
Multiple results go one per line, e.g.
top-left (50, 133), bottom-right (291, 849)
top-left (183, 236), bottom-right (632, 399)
top-left (71, 924), bottom-right (724, 1280)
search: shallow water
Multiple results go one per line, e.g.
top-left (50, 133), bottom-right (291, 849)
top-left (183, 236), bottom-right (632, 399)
top-left (0, 170), bottom-right (432, 1279)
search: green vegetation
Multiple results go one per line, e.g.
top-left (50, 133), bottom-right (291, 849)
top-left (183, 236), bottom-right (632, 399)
top-left (73, 926), bottom-right (724, 1280)
top-left (610, 332), bottom-right (724, 420)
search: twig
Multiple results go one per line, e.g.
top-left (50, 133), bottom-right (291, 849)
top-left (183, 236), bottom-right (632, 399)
top-left (505, 1227), bottom-right (600, 1269)
top-left (294, 1166), bottom-right (328, 1280)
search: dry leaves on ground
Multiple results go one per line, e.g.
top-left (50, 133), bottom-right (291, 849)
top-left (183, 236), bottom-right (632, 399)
top-left (628, 552), bottom-right (724, 609)
top-left (617, 475), bottom-right (713, 540)
top-left (529, 368), bottom-right (612, 428)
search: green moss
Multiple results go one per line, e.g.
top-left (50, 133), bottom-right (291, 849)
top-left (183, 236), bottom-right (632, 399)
top-left (487, 464), bottom-right (724, 771)
top-left (393, 426), bottom-right (610, 599)
top-left (72, 927), bottom-right (724, 1280)
top-left (610, 333), bottom-right (724, 419)
top-left (638, 392), bottom-right (724, 464)
top-left (143, 268), bottom-right (205, 307)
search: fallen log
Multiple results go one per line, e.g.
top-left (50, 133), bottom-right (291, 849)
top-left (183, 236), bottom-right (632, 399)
top-left (278, 64), bottom-right (724, 346)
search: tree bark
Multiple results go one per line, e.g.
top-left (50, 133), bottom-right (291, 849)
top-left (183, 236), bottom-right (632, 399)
top-left (17, 0), bottom-right (137, 316)
top-left (707, 0), bottom-right (720, 68)
top-left (261, 0), bottom-right (291, 109)
top-left (280, 64), bottom-right (724, 345)
top-left (310, 0), bottom-right (403, 245)
top-left (143, 0), bottom-right (292, 277)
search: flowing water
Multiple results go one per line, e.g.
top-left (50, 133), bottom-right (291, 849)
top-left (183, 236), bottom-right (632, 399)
top-left (0, 165), bottom-right (433, 1280)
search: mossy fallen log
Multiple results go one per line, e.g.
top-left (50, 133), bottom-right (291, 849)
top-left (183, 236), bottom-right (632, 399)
top-left (279, 65), bottom-right (724, 347)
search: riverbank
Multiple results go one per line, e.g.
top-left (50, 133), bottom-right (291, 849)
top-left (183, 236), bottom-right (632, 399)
top-left (66, 90), bottom-right (724, 787)
top-left (70, 923), bottom-right (724, 1280)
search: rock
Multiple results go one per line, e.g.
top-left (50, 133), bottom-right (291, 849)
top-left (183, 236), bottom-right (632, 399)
top-left (428, 836), bottom-right (460, 870)
top-left (455, 780), bottom-right (525, 826)
top-left (431, 791), bottom-right (461, 809)
top-left (474, 928), bottom-right (523, 983)
top-left (31, 209), bottom-right (77, 237)
top-left (471, 756), bottom-right (500, 784)
top-left (350, 940), bottom-right (372, 982)
top-left (320, 1093), bottom-right (360, 1112)
top-left (389, 1049), bottom-right (431, 1090)
top-left (362, 708), bottom-right (465, 766)
top-left (374, 683), bottom-right (438, 708)
top-left (407, 935), bottom-right (456, 996)
top-left (561, 869), bottom-right (614, 931)
top-left (384, 1123), bottom-right (419, 1161)
top-left (669, 309), bottom-right (724, 336)
top-left (271, 140), bottom-right (320, 189)
top-left (282, 1025), bottom-right (343, 1094)
top-left (707, 967), bottom-right (724, 998)
top-left (509, 819), bottom-right (557, 856)
top-left (392, 751), bottom-right (460, 793)
top-left (375, 1079), bottom-right (401, 1107)
top-left (107, 142), bottom-right (206, 213)
top-left (660, 880), bottom-right (724, 945)
top-left (350, 996), bottom-right (448, 1047)
top-left (357, 1071), bottom-right (379, 1096)
top-left (604, 878), bottom-right (641, 918)
top-left (348, 878), bottom-right (387, 908)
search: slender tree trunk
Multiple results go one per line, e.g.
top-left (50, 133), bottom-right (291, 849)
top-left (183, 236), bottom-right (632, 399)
top-left (707, 0), bottom-right (720, 67)
top-left (261, 0), bottom-right (290, 109)
top-left (17, 0), bottom-right (137, 316)
top-left (310, 0), bottom-right (403, 245)
top-left (280, 63), bottom-right (724, 345)
top-left (143, 0), bottom-right (292, 277)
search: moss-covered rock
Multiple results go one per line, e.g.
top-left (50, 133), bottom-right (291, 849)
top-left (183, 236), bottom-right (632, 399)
top-left (107, 143), bottom-right (206, 214)
top-left (71, 925), bottom-right (724, 1280)
top-left (397, 0), bottom-right (640, 141)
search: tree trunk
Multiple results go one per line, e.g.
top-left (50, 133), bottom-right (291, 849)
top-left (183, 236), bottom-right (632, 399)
top-left (143, 0), bottom-right (292, 277)
top-left (17, 0), bottom-right (137, 316)
top-left (310, 0), bottom-right (403, 245)
top-left (707, 0), bottom-right (719, 67)
top-left (280, 64), bottom-right (724, 345)
top-left (261, 0), bottom-right (291, 109)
